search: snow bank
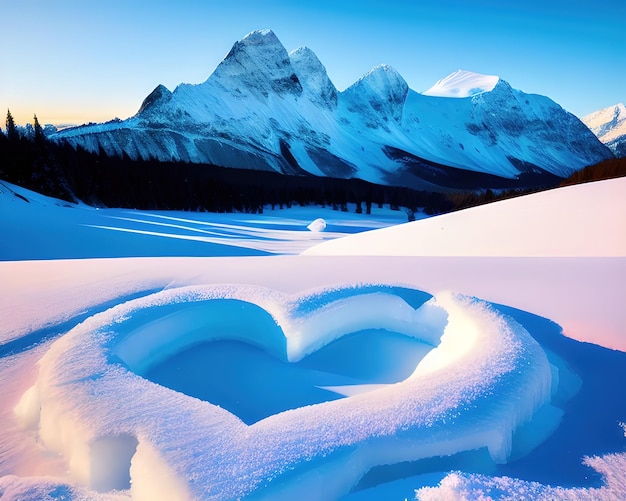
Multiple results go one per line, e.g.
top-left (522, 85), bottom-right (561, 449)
top-left (14, 283), bottom-right (553, 499)
top-left (416, 450), bottom-right (626, 500)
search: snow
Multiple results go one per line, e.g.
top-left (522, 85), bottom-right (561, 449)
top-left (11, 287), bottom-right (552, 499)
top-left (415, 453), bottom-right (626, 500)
top-left (0, 181), bottom-right (404, 261)
top-left (304, 178), bottom-right (626, 351)
top-left (422, 69), bottom-right (500, 98)
top-left (1, 178), bottom-right (625, 500)
top-left (304, 177), bottom-right (626, 257)
top-left (307, 218), bottom-right (326, 232)
top-left (289, 46), bottom-right (338, 108)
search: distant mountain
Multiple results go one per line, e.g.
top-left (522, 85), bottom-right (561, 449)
top-left (52, 29), bottom-right (612, 191)
top-left (582, 103), bottom-right (626, 157)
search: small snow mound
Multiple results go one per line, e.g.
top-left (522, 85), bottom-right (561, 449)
top-left (422, 69), bottom-right (500, 98)
top-left (307, 218), bottom-right (327, 232)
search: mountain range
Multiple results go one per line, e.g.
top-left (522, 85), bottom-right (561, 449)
top-left (52, 29), bottom-right (613, 191)
top-left (582, 103), bottom-right (626, 158)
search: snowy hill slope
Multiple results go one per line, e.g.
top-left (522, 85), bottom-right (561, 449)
top-left (582, 103), bottom-right (626, 157)
top-left (52, 29), bottom-right (612, 191)
top-left (303, 177), bottom-right (626, 258)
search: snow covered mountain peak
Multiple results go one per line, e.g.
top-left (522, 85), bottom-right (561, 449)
top-left (208, 28), bottom-right (302, 98)
top-left (359, 64), bottom-right (407, 91)
top-left (234, 28), bottom-right (285, 53)
top-left (137, 84), bottom-right (172, 115)
top-left (582, 103), bottom-right (626, 156)
top-left (242, 28), bottom-right (275, 42)
top-left (52, 30), bottom-right (614, 189)
top-left (583, 103), bottom-right (626, 140)
top-left (342, 64), bottom-right (409, 123)
top-left (422, 69), bottom-right (500, 98)
top-left (289, 46), bottom-right (337, 108)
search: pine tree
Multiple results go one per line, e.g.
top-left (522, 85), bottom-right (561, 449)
top-left (5, 109), bottom-right (18, 141)
top-left (33, 114), bottom-right (44, 143)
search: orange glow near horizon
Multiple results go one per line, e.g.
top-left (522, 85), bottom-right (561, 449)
top-left (4, 107), bottom-right (135, 128)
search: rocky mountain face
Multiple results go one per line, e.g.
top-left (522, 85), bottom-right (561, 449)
top-left (53, 29), bottom-right (613, 191)
top-left (582, 103), bottom-right (626, 158)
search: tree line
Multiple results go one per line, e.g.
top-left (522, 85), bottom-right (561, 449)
top-left (0, 110), bottom-right (455, 216)
top-left (5, 110), bottom-right (620, 218)
top-left (447, 155), bottom-right (626, 211)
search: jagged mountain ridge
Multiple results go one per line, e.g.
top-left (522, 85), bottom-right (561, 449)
top-left (53, 29), bottom-right (613, 191)
top-left (582, 103), bottom-right (626, 158)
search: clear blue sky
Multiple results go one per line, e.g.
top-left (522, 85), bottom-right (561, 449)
top-left (2, 0), bottom-right (624, 126)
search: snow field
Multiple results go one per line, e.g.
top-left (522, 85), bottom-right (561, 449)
top-left (0, 180), bottom-right (408, 261)
top-left (2, 178), bottom-right (625, 500)
top-left (14, 284), bottom-right (554, 500)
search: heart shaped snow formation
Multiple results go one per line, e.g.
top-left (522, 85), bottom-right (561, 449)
top-left (15, 283), bottom-right (553, 500)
